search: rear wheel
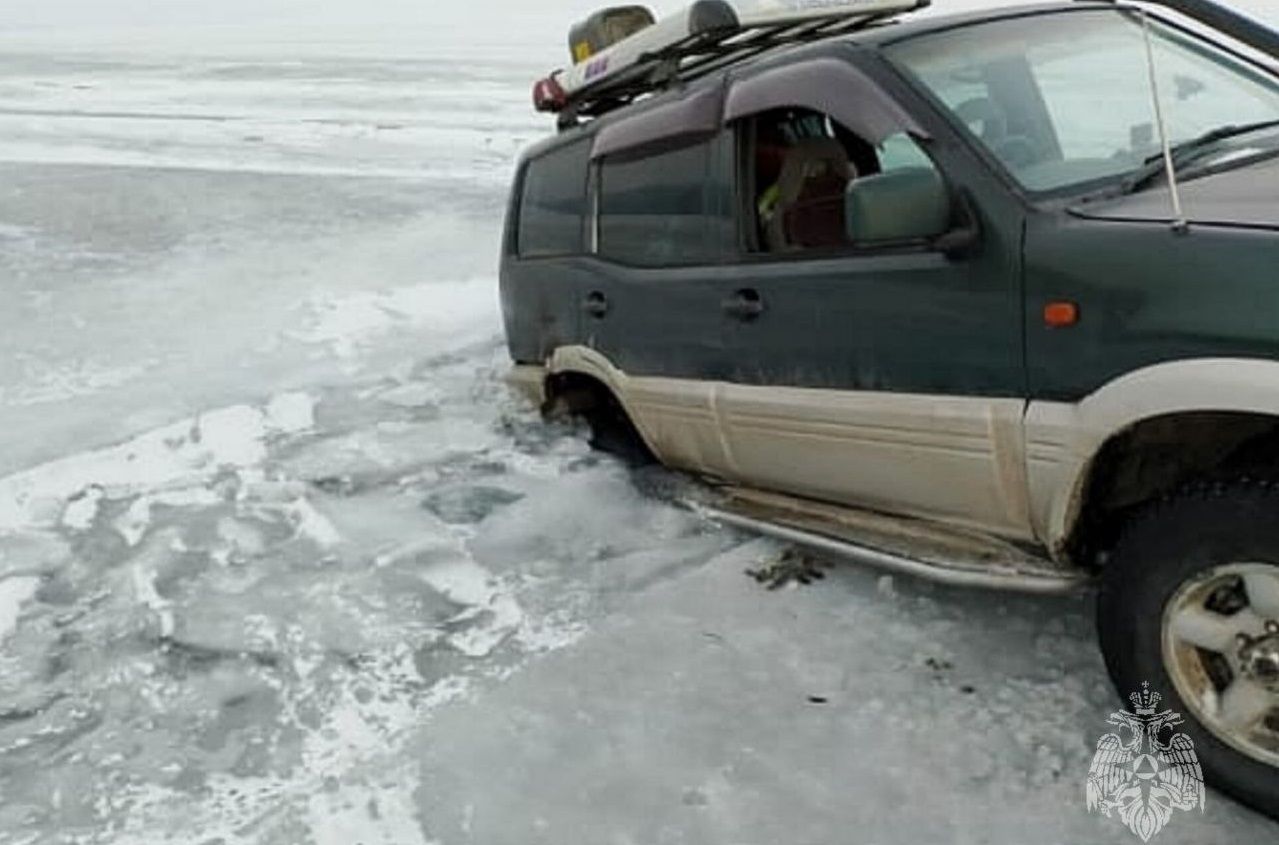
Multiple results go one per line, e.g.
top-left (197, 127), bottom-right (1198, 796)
top-left (585, 395), bottom-right (654, 466)
top-left (544, 377), bottom-right (654, 467)
top-left (1097, 480), bottom-right (1279, 819)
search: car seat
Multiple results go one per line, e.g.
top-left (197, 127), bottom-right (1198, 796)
top-left (767, 138), bottom-right (856, 252)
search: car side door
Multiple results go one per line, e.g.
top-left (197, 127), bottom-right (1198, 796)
top-left (574, 122), bottom-right (757, 480)
top-left (710, 83), bottom-right (1034, 540)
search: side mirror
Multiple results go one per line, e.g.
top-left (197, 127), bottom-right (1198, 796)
top-left (933, 188), bottom-right (981, 259)
top-left (845, 168), bottom-right (978, 257)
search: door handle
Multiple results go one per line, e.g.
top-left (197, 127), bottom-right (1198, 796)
top-left (722, 288), bottom-right (765, 322)
top-left (583, 291), bottom-right (609, 319)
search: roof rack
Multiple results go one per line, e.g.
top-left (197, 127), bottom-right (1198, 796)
top-left (534, 0), bottom-right (930, 129)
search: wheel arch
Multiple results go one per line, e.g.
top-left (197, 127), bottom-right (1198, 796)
top-left (1029, 359), bottom-right (1279, 561)
top-left (541, 346), bottom-right (661, 461)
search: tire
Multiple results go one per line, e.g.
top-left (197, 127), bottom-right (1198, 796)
top-left (544, 380), bottom-right (654, 467)
top-left (585, 395), bottom-right (654, 468)
top-left (1098, 480), bottom-right (1279, 820)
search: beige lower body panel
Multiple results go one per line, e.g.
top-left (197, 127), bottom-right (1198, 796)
top-left (530, 351), bottom-right (1279, 557)
top-left (537, 347), bottom-right (1038, 544)
top-left (1024, 402), bottom-right (1094, 554)
top-left (716, 384), bottom-right (1034, 541)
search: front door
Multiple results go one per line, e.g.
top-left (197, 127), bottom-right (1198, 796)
top-left (709, 113), bottom-right (1033, 539)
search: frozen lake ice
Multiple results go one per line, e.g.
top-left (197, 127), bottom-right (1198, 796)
top-left (1, 13), bottom-right (1277, 845)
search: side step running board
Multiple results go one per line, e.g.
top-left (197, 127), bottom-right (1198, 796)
top-left (689, 486), bottom-right (1092, 596)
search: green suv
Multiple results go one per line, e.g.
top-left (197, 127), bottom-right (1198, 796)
top-left (501, 0), bottom-right (1279, 817)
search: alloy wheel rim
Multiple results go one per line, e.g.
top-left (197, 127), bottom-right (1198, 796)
top-left (1161, 562), bottom-right (1279, 768)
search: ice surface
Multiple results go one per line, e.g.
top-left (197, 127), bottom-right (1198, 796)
top-left (414, 543), bottom-right (1277, 845)
top-left (0, 346), bottom-right (714, 842)
top-left (0, 395), bottom-right (315, 533)
top-left (0, 17), bottom-right (1275, 845)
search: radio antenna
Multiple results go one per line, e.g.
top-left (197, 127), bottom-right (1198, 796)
top-left (1141, 10), bottom-right (1189, 232)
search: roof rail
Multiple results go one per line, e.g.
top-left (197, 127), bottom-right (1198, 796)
top-left (534, 0), bottom-right (930, 129)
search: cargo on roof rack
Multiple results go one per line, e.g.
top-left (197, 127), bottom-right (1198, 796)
top-left (532, 0), bottom-right (930, 126)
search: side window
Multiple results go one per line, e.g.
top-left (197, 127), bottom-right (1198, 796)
top-left (598, 137), bottom-right (731, 267)
top-left (878, 131), bottom-right (935, 173)
top-left (745, 108), bottom-right (946, 253)
top-left (518, 139), bottom-right (591, 258)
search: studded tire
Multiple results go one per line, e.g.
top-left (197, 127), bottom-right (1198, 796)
top-left (1097, 480), bottom-right (1279, 820)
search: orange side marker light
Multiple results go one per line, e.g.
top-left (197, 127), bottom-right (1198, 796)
top-left (1044, 301), bottom-right (1080, 328)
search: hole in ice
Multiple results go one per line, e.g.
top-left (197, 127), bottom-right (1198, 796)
top-left (420, 485), bottom-right (525, 525)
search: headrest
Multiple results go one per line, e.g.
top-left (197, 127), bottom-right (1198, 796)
top-left (775, 138), bottom-right (852, 201)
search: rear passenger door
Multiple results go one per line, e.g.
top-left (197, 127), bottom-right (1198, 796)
top-left (582, 132), bottom-right (739, 378)
top-left (577, 131), bottom-right (759, 479)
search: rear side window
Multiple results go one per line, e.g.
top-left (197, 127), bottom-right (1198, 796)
top-left (598, 139), bottom-right (730, 267)
top-left (518, 140), bottom-right (590, 258)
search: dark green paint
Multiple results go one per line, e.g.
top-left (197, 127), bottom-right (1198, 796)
top-left (500, 3), bottom-right (1279, 405)
top-left (1025, 217), bottom-right (1279, 401)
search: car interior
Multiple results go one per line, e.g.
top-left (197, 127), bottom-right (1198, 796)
top-left (749, 108), bottom-right (882, 252)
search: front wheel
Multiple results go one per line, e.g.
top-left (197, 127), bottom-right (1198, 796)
top-left (1098, 480), bottom-right (1279, 819)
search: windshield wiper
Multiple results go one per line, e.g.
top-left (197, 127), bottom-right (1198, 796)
top-left (1121, 119), bottom-right (1279, 194)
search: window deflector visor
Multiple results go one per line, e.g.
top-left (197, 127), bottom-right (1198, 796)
top-left (724, 57), bottom-right (928, 145)
top-left (591, 57), bottom-right (928, 162)
top-left (592, 83), bottom-right (726, 161)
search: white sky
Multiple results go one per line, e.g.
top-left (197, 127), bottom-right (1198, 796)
top-left (3, 0), bottom-right (1274, 66)
top-left (5, 0), bottom-right (1275, 29)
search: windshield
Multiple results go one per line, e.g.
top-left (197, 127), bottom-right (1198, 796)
top-left (887, 9), bottom-right (1279, 193)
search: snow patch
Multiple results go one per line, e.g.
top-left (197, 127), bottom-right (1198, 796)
top-left (293, 278), bottom-right (497, 360)
top-left (0, 575), bottom-right (41, 643)
top-left (114, 487), bottom-right (224, 547)
top-left (306, 772), bottom-right (434, 845)
top-left (377, 543), bottom-right (525, 659)
top-left (60, 485), bottom-right (105, 530)
top-left (284, 497), bottom-right (343, 548)
top-left (266, 391), bottom-right (317, 433)
top-left (429, 562), bottom-right (523, 659)
top-left (0, 392), bottom-right (316, 533)
top-left (130, 561), bottom-right (175, 639)
top-left (0, 359), bottom-right (151, 408)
